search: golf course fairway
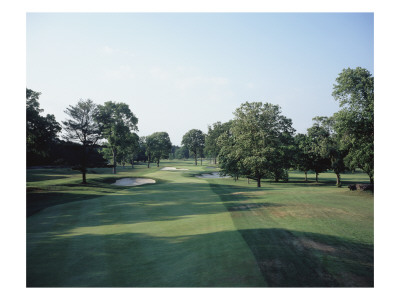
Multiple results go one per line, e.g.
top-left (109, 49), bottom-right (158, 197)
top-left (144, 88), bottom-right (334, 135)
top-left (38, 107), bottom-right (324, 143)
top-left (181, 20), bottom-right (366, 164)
top-left (26, 161), bottom-right (373, 287)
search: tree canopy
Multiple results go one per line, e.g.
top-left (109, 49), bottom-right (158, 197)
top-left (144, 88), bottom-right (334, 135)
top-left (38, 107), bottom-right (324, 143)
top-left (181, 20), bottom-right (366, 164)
top-left (218, 102), bottom-right (295, 187)
top-left (145, 132), bottom-right (172, 167)
top-left (62, 99), bottom-right (102, 183)
top-left (95, 101), bottom-right (138, 174)
top-left (181, 129), bottom-right (205, 166)
top-left (26, 88), bottom-right (61, 165)
top-left (332, 67), bottom-right (374, 183)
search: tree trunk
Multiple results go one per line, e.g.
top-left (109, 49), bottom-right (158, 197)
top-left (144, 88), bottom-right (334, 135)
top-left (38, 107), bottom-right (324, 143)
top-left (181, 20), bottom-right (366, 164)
top-left (147, 155), bottom-right (150, 168)
top-left (336, 173), bottom-right (341, 187)
top-left (112, 149), bottom-right (117, 174)
top-left (200, 157), bottom-right (202, 166)
top-left (315, 172), bottom-right (318, 183)
top-left (257, 177), bottom-right (261, 188)
top-left (248, 178), bottom-right (250, 184)
top-left (369, 176), bottom-right (374, 184)
top-left (214, 157), bottom-right (217, 165)
top-left (305, 171), bottom-right (308, 182)
top-left (157, 159), bottom-right (160, 167)
top-left (194, 152), bottom-right (197, 165)
top-left (81, 145), bottom-right (87, 184)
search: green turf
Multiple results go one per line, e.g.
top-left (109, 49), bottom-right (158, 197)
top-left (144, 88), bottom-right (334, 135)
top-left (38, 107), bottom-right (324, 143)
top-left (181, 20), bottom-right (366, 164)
top-left (26, 161), bottom-right (373, 287)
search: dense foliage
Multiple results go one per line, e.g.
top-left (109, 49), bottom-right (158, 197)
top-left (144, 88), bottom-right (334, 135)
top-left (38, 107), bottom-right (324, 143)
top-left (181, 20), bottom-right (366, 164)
top-left (218, 102), bottom-right (295, 187)
top-left (181, 129), bottom-right (205, 166)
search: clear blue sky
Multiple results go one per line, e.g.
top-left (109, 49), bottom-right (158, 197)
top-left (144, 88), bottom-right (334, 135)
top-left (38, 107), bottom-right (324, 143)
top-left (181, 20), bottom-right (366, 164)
top-left (26, 13), bottom-right (374, 145)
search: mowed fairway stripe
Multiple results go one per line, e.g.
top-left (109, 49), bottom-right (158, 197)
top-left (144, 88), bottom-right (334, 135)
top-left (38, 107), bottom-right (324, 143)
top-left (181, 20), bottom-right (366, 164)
top-left (27, 168), bottom-right (266, 287)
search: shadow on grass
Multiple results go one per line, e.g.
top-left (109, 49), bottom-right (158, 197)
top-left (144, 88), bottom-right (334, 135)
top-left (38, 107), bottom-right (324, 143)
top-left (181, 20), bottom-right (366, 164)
top-left (238, 228), bottom-right (373, 287)
top-left (27, 227), bottom-right (373, 287)
top-left (26, 176), bottom-right (167, 217)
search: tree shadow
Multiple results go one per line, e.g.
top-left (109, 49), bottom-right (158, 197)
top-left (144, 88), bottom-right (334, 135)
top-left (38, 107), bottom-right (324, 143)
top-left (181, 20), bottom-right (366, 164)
top-left (27, 228), bottom-right (373, 287)
top-left (238, 228), bottom-right (373, 287)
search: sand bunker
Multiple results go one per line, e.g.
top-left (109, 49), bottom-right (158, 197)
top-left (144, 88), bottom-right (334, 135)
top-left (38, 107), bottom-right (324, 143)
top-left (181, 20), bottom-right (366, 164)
top-left (160, 167), bottom-right (189, 171)
top-left (195, 172), bottom-right (231, 179)
top-left (112, 178), bottom-right (156, 186)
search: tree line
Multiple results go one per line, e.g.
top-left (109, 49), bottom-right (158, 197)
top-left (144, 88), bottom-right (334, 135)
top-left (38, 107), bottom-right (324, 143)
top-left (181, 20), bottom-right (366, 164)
top-left (27, 67), bottom-right (373, 186)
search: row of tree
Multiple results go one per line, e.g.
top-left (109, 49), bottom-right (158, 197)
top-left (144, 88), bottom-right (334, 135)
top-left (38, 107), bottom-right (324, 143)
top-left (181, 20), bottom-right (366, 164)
top-left (27, 67), bottom-right (373, 186)
top-left (192, 67), bottom-right (373, 187)
top-left (27, 91), bottom-right (175, 183)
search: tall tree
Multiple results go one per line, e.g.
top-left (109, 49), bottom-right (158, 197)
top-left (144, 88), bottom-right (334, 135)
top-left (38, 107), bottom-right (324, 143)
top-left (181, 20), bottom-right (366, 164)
top-left (124, 132), bottom-right (140, 168)
top-left (332, 67), bottom-right (374, 183)
top-left (95, 101), bottom-right (138, 174)
top-left (26, 88), bottom-right (61, 165)
top-left (294, 134), bottom-right (314, 182)
top-left (218, 102), bottom-right (295, 187)
top-left (308, 116), bottom-right (347, 186)
top-left (181, 129), bottom-right (205, 166)
top-left (204, 121), bottom-right (232, 164)
top-left (145, 132), bottom-right (172, 167)
top-left (307, 117), bottom-right (332, 183)
top-left (62, 99), bottom-right (102, 183)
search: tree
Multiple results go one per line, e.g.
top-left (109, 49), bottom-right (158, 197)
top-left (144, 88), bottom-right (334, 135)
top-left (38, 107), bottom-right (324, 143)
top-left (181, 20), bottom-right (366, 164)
top-left (308, 116), bottom-right (347, 186)
top-left (332, 67), bottom-right (374, 183)
top-left (26, 88), bottom-right (61, 165)
top-left (294, 134), bottom-right (314, 182)
top-left (175, 145), bottom-right (190, 160)
top-left (181, 129), bottom-right (205, 166)
top-left (145, 132), bottom-right (172, 167)
top-left (95, 101), bottom-right (138, 174)
top-left (62, 99), bottom-right (102, 183)
top-left (307, 117), bottom-right (332, 183)
top-left (135, 136), bottom-right (148, 163)
top-left (124, 132), bottom-right (140, 168)
top-left (218, 102), bottom-right (295, 187)
top-left (204, 121), bottom-right (232, 164)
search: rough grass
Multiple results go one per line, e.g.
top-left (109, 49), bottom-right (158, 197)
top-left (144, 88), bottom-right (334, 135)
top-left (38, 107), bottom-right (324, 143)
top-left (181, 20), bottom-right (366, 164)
top-left (26, 161), bottom-right (373, 287)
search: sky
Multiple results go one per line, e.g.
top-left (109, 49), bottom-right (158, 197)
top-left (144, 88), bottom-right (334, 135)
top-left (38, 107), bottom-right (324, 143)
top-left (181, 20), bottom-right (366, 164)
top-left (26, 13), bottom-right (374, 146)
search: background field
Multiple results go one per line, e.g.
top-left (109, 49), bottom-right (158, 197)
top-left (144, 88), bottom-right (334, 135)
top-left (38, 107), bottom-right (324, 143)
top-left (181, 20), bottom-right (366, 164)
top-left (26, 160), bottom-right (373, 287)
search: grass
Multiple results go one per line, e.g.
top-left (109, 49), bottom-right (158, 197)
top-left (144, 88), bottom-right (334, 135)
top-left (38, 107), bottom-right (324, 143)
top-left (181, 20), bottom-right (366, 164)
top-left (26, 160), bottom-right (373, 287)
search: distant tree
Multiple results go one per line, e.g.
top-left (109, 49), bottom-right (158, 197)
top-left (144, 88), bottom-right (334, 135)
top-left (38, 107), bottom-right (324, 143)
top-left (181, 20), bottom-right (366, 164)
top-left (124, 132), bottom-right (140, 168)
top-left (218, 102), bottom-right (295, 187)
top-left (175, 145), bottom-right (190, 160)
top-left (181, 129), bottom-right (205, 166)
top-left (135, 136), bottom-right (147, 163)
top-left (95, 101), bottom-right (138, 174)
top-left (169, 145), bottom-right (180, 160)
top-left (204, 121), bottom-right (232, 164)
top-left (310, 116), bottom-right (348, 187)
top-left (26, 88), bottom-right (61, 165)
top-left (307, 117), bottom-right (333, 183)
top-left (294, 133), bottom-right (314, 182)
top-left (145, 132), bottom-right (172, 167)
top-left (332, 67), bottom-right (374, 183)
top-left (62, 99), bottom-right (102, 183)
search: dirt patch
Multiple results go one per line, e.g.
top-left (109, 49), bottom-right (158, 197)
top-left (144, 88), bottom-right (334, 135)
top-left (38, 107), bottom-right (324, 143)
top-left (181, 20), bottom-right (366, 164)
top-left (298, 237), bottom-right (336, 253)
top-left (112, 178), bottom-right (156, 186)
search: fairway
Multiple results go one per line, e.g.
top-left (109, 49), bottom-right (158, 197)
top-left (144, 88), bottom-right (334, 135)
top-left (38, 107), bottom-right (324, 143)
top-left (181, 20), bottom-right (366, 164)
top-left (26, 161), bottom-right (373, 287)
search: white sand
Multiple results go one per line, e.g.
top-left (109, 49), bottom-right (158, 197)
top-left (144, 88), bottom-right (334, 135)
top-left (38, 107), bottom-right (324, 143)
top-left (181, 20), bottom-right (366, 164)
top-left (160, 167), bottom-right (189, 171)
top-left (112, 178), bottom-right (156, 186)
top-left (195, 172), bottom-right (231, 179)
